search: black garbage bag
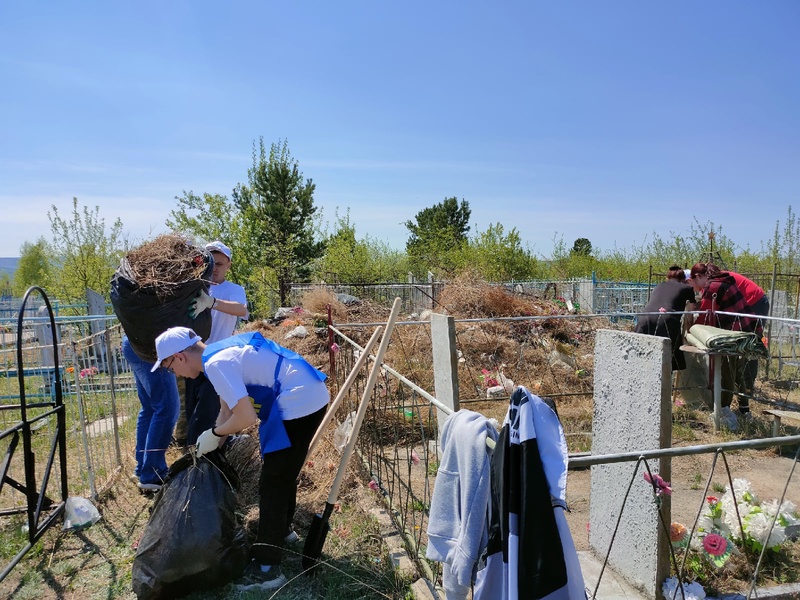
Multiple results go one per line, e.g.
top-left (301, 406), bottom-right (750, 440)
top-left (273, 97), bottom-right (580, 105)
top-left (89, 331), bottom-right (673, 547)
top-left (131, 451), bottom-right (248, 600)
top-left (110, 245), bottom-right (213, 362)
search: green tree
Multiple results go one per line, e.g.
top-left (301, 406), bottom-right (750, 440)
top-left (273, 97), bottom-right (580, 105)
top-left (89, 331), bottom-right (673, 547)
top-left (764, 205), bottom-right (800, 274)
top-left (47, 197), bottom-right (126, 305)
top-left (404, 197), bottom-right (471, 277)
top-left (166, 192), bottom-right (248, 283)
top-left (551, 234), bottom-right (598, 279)
top-left (233, 138), bottom-right (325, 307)
top-left (0, 272), bottom-right (11, 297)
top-left (317, 209), bottom-right (410, 283)
top-left (462, 223), bottom-right (539, 282)
top-left (13, 237), bottom-right (51, 296)
top-left (571, 238), bottom-right (593, 257)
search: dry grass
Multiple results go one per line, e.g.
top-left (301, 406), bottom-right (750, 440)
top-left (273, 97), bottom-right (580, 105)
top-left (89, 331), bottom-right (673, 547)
top-left (123, 234), bottom-right (209, 294)
top-left (299, 288), bottom-right (349, 322)
top-left (436, 271), bottom-right (540, 318)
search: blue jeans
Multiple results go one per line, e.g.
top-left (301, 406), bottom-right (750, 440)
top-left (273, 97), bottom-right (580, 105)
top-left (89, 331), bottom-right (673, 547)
top-left (122, 337), bottom-right (180, 485)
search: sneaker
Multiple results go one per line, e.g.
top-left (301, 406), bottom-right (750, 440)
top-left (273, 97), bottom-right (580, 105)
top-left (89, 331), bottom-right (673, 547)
top-left (284, 529), bottom-right (299, 544)
top-left (236, 561), bottom-right (286, 590)
top-left (718, 407), bottom-right (739, 432)
top-left (137, 481), bottom-right (162, 493)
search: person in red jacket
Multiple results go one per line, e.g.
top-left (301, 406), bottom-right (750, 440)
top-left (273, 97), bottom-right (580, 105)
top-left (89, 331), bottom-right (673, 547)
top-left (689, 264), bottom-right (768, 414)
top-left (688, 263), bottom-right (760, 421)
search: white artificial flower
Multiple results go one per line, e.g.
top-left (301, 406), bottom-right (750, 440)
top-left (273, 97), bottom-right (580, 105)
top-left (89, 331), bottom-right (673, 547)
top-left (697, 514), bottom-right (715, 533)
top-left (662, 576), bottom-right (706, 600)
top-left (761, 499), bottom-right (780, 518)
top-left (730, 478), bottom-right (758, 504)
top-left (721, 495), bottom-right (751, 536)
top-left (744, 511), bottom-right (786, 549)
top-left (779, 500), bottom-right (800, 526)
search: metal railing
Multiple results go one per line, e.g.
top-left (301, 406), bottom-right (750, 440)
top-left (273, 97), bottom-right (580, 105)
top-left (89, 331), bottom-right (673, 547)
top-left (326, 310), bottom-right (800, 598)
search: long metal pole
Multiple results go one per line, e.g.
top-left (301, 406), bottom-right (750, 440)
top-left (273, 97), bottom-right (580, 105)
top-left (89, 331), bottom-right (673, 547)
top-left (70, 330), bottom-right (97, 499)
top-left (569, 434), bottom-right (800, 468)
top-left (104, 325), bottom-right (122, 465)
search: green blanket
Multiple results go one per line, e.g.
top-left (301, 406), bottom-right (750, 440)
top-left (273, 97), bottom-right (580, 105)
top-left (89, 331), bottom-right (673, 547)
top-left (685, 324), bottom-right (768, 358)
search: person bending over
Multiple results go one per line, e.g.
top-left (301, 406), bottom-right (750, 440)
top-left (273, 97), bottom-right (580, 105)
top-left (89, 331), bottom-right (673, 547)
top-left (152, 326), bottom-right (328, 590)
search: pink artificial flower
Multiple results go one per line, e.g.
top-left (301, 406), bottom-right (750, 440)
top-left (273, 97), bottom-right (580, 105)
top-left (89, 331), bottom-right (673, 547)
top-left (410, 450), bottom-right (420, 465)
top-left (659, 307), bottom-right (667, 313)
top-left (330, 343), bottom-right (340, 354)
top-left (703, 533), bottom-right (728, 556)
top-left (643, 472), bottom-right (672, 496)
top-left (368, 480), bottom-right (379, 491)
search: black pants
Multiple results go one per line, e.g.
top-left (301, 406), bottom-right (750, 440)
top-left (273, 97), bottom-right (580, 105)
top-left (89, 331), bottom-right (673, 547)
top-left (738, 294), bottom-right (770, 412)
top-left (254, 405), bottom-right (327, 566)
top-left (185, 372), bottom-right (221, 446)
top-left (720, 355), bottom-right (738, 409)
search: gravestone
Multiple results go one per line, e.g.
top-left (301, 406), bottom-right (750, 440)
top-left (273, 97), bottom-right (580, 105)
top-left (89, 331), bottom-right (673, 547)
top-left (589, 330), bottom-right (672, 598)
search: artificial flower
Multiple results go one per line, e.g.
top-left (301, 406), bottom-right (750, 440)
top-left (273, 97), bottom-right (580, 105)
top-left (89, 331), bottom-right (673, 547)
top-left (702, 533), bottom-right (727, 556)
top-left (744, 510), bottom-right (786, 550)
top-left (662, 576), bottom-right (706, 600)
top-left (670, 522), bottom-right (687, 542)
top-left (644, 472), bottom-right (672, 496)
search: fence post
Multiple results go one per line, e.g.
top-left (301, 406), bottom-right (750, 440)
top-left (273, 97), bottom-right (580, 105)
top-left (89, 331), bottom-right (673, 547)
top-left (430, 313), bottom-right (459, 441)
top-left (104, 324), bottom-right (122, 466)
top-left (69, 329), bottom-right (98, 499)
top-left (764, 262), bottom-right (778, 379)
top-left (86, 289), bottom-right (107, 372)
top-left (579, 277), bottom-right (595, 314)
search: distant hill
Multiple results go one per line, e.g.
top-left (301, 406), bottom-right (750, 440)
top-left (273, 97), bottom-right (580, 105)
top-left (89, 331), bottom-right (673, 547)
top-left (0, 257), bottom-right (19, 278)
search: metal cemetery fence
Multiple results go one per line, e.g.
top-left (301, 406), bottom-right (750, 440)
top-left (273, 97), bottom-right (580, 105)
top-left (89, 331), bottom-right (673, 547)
top-left (326, 309), bottom-right (800, 596)
top-left (1, 302), bottom-right (139, 582)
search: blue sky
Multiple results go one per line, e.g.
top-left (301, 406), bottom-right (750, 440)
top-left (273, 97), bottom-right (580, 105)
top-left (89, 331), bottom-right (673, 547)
top-left (1, 1), bottom-right (798, 259)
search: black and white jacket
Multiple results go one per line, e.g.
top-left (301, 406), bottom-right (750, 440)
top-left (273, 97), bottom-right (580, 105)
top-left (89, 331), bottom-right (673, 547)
top-left (474, 386), bottom-right (586, 600)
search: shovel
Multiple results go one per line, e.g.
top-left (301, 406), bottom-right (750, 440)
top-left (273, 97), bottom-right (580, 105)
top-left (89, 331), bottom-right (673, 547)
top-left (302, 297), bottom-right (402, 573)
top-left (305, 325), bottom-right (382, 462)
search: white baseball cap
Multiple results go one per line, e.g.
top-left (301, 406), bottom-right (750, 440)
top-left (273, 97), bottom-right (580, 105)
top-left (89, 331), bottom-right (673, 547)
top-left (150, 327), bottom-right (202, 372)
top-left (205, 240), bottom-right (232, 260)
top-left (684, 269), bottom-right (691, 280)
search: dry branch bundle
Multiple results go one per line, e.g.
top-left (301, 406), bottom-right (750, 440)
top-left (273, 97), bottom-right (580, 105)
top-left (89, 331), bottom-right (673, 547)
top-left (125, 233), bottom-right (209, 293)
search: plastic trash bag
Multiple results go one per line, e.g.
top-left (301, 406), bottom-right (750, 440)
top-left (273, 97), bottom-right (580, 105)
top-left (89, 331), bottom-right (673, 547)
top-left (110, 246), bottom-right (214, 363)
top-left (333, 411), bottom-right (357, 453)
top-left (131, 451), bottom-right (248, 600)
top-left (62, 496), bottom-right (101, 531)
top-left (284, 325), bottom-right (308, 340)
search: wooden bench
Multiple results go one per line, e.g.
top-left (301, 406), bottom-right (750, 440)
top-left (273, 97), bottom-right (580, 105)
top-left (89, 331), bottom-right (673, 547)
top-left (763, 409), bottom-right (800, 437)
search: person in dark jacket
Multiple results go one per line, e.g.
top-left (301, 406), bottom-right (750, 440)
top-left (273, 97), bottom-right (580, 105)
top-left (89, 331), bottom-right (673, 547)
top-left (635, 265), bottom-right (696, 370)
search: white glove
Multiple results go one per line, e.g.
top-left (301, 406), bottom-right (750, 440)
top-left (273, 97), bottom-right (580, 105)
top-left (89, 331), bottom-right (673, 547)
top-left (189, 291), bottom-right (215, 319)
top-left (195, 428), bottom-right (222, 457)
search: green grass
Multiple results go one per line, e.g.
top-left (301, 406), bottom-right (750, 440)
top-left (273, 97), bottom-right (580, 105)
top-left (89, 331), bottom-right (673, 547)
top-left (0, 481), bottom-right (414, 600)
